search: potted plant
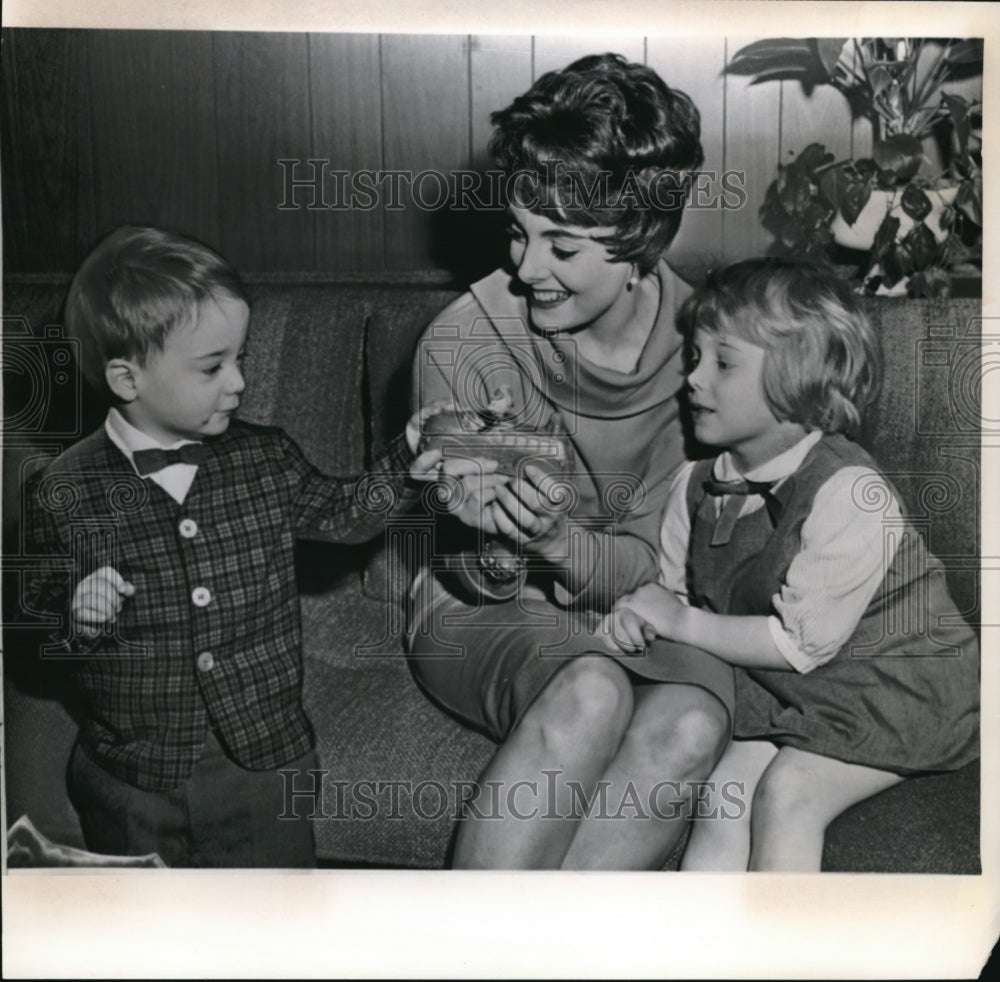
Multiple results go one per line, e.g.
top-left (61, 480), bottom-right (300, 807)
top-left (726, 38), bottom-right (982, 296)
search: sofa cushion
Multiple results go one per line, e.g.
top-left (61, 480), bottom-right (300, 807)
top-left (302, 657), bottom-right (493, 868)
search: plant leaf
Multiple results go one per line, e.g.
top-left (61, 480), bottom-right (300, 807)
top-left (955, 180), bottom-right (983, 226)
top-left (795, 141), bottom-right (835, 176)
top-left (945, 39), bottom-right (984, 65)
top-left (778, 166), bottom-right (813, 214)
top-left (909, 268), bottom-right (952, 299)
top-left (814, 38), bottom-right (848, 74)
top-left (872, 135), bottom-right (924, 182)
top-left (802, 201), bottom-right (833, 230)
top-left (853, 158), bottom-right (879, 181)
top-left (943, 94), bottom-right (971, 151)
top-left (731, 38), bottom-right (815, 59)
top-left (903, 222), bottom-right (938, 269)
top-left (900, 183), bottom-right (932, 222)
top-left (819, 164), bottom-right (848, 212)
top-left (840, 179), bottom-right (873, 227)
top-left (883, 242), bottom-right (914, 286)
top-left (940, 232), bottom-right (969, 267)
top-left (869, 64), bottom-right (895, 100)
top-left (743, 67), bottom-right (814, 85)
top-left (872, 214), bottom-right (900, 262)
top-left (725, 38), bottom-right (816, 76)
top-left (876, 167), bottom-right (898, 189)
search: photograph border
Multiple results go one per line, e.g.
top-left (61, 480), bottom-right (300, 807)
top-left (2, 1), bottom-right (998, 978)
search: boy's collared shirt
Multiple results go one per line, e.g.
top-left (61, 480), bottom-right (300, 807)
top-left (105, 407), bottom-right (201, 503)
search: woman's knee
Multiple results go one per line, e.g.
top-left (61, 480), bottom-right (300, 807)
top-left (527, 656), bottom-right (633, 749)
top-left (627, 686), bottom-right (730, 778)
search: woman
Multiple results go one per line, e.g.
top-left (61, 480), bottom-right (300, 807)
top-left (408, 53), bottom-right (730, 869)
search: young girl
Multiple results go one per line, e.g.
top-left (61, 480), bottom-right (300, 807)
top-left (603, 258), bottom-right (979, 871)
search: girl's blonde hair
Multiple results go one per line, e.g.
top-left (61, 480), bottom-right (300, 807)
top-left (682, 259), bottom-right (882, 437)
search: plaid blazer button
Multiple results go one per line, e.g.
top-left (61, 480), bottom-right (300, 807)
top-left (179, 518), bottom-right (198, 538)
top-left (191, 586), bottom-right (212, 607)
top-left (196, 651), bottom-right (215, 672)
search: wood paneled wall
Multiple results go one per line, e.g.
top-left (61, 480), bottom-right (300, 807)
top-left (0, 29), bottom-right (900, 279)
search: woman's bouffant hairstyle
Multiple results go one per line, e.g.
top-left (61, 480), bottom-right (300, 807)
top-left (682, 259), bottom-right (882, 438)
top-left (489, 53), bottom-right (704, 274)
top-left (65, 225), bottom-right (247, 395)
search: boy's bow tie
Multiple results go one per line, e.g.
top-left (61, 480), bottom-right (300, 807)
top-left (702, 476), bottom-right (783, 546)
top-left (132, 444), bottom-right (206, 476)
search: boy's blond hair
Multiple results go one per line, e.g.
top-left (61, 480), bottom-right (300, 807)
top-left (65, 226), bottom-right (246, 394)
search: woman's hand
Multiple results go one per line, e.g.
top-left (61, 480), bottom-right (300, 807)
top-left (436, 456), bottom-right (506, 534)
top-left (489, 464), bottom-right (569, 559)
top-left (406, 400), bottom-right (506, 532)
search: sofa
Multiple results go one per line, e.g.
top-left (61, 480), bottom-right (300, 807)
top-left (2, 274), bottom-right (982, 871)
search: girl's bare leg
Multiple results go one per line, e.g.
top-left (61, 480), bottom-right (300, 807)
top-left (680, 739), bottom-right (778, 871)
top-left (749, 746), bottom-right (903, 871)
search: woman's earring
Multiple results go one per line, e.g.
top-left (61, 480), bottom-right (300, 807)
top-left (626, 267), bottom-right (639, 292)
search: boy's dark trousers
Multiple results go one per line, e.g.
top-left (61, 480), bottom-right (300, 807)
top-left (69, 730), bottom-right (318, 868)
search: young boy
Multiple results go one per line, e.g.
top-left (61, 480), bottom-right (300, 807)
top-left (20, 225), bottom-right (445, 868)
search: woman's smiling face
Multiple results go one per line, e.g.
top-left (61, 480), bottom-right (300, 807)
top-left (506, 206), bottom-right (636, 336)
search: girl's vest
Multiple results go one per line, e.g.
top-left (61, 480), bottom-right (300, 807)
top-left (685, 433), bottom-right (978, 773)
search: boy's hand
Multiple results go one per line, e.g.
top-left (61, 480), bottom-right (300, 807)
top-left (405, 399), bottom-right (454, 456)
top-left (408, 446), bottom-right (444, 483)
top-left (600, 605), bottom-right (657, 654)
top-left (72, 566), bottom-right (135, 639)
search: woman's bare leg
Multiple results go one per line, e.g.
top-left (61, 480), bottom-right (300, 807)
top-left (749, 746), bottom-right (904, 871)
top-left (451, 655), bottom-right (634, 869)
top-left (561, 683), bottom-right (730, 870)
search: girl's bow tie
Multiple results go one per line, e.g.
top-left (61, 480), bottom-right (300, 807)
top-left (702, 477), bottom-right (784, 546)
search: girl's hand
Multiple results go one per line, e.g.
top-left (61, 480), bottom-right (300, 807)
top-left (72, 566), bottom-right (135, 639)
top-left (616, 583), bottom-right (685, 639)
top-left (600, 605), bottom-right (657, 654)
top-left (490, 464), bottom-right (569, 558)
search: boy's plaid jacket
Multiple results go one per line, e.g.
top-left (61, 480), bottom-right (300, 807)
top-left (20, 419), bottom-right (415, 791)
